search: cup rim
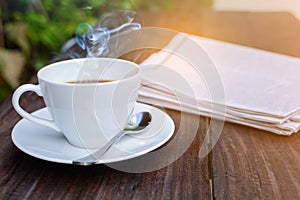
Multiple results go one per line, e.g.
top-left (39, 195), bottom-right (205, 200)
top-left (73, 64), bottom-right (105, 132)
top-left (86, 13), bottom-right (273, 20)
top-left (37, 58), bottom-right (141, 86)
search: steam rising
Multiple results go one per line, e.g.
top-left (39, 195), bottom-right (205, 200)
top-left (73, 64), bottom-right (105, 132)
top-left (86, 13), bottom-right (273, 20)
top-left (75, 11), bottom-right (141, 57)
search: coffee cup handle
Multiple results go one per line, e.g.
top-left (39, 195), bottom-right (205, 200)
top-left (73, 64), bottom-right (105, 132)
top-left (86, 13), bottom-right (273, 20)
top-left (12, 84), bottom-right (61, 132)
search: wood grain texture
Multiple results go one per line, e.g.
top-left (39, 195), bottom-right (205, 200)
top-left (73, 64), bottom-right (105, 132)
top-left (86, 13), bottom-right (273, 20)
top-left (212, 122), bottom-right (300, 199)
top-left (0, 92), bottom-right (210, 199)
top-left (140, 9), bottom-right (300, 57)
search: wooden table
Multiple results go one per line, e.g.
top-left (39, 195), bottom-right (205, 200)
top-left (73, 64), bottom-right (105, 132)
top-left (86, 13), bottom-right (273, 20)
top-left (1, 10), bottom-right (300, 199)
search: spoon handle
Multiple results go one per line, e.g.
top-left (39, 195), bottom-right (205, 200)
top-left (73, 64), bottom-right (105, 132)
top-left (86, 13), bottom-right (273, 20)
top-left (72, 130), bottom-right (125, 166)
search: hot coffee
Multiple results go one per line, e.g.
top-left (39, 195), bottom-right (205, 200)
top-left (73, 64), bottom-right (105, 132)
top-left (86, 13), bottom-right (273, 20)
top-left (66, 79), bottom-right (115, 84)
top-left (12, 58), bottom-right (141, 149)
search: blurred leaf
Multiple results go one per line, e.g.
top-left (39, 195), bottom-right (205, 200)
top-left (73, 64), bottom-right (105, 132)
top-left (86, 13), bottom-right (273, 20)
top-left (4, 22), bottom-right (30, 56)
top-left (34, 53), bottom-right (49, 69)
top-left (0, 48), bottom-right (25, 89)
top-left (23, 12), bottom-right (48, 45)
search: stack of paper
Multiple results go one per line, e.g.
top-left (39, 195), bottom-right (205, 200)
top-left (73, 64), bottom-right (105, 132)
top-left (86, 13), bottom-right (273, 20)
top-left (138, 33), bottom-right (300, 135)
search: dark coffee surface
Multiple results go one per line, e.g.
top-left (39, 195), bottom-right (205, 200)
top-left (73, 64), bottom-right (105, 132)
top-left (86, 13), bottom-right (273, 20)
top-left (66, 79), bottom-right (114, 84)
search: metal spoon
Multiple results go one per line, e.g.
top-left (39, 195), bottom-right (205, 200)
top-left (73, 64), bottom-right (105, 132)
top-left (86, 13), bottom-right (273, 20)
top-left (73, 111), bottom-right (152, 166)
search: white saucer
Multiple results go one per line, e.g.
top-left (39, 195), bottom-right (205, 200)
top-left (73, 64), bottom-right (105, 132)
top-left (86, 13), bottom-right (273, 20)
top-left (11, 103), bottom-right (175, 164)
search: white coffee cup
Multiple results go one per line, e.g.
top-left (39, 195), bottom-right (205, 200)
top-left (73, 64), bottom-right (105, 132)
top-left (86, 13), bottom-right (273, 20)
top-left (12, 58), bottom-right (141, 149)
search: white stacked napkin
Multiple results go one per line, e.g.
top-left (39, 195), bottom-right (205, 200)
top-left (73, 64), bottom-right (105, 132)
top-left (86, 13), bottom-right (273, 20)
top-left (138, 33), bottom-right (300, 135)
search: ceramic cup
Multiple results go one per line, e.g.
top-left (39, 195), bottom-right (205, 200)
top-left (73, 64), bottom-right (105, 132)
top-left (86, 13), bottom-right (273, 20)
top-left (12, 58), bottom-right (141, 149)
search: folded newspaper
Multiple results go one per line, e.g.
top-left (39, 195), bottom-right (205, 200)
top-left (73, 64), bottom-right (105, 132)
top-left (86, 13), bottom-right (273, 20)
top-left (138, 33), bottom-right (300, 135)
